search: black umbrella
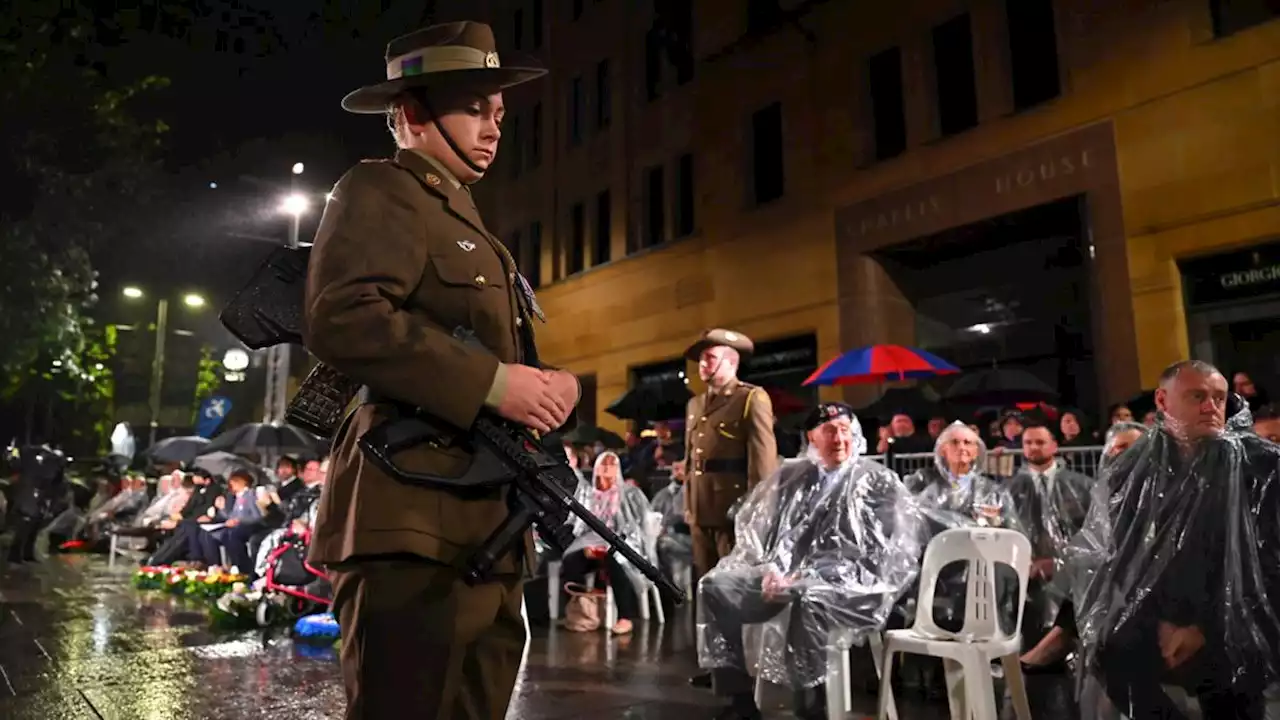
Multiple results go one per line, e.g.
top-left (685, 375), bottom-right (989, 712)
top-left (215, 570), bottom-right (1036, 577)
top-left (203, 423), bottom-right (322, 458)
top-left (605, 381), bottom-right (693, 423)
top-left (856, 386), bottom-right (943, 422)
top-left (564, 425), bottom-right (626, 449)
top-left (145, 435), bottom-right (212, 466)
top-left (192, 451), bottom-right (268, 484)
top-left (943, 368), bottom-right (1057, 406)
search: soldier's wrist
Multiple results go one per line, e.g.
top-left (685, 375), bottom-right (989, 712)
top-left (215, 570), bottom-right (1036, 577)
top-left (484, 363), bottom-right (509, 408)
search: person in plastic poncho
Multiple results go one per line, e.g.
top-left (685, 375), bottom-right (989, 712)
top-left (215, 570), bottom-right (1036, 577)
top-left (559, 451), bottom-right (653, 635)
top-left (1018, 420), bottom-right (1145, 673)
top-left (1075, 360), bottom-right (1280, 720)
top-left (905, 422), bottom-right (1023, 638)
top-left (1005, 419), bottom-right (1095, 646)
top-left (696, 402), bottom-right (923, 720)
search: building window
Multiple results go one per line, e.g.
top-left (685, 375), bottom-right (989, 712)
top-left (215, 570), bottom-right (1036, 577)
top-left (529, 102), bottom-right (542, 167)
top-left (675, 153), bottom-right (695, 237)
top-left (594, 190), bottom-right (611, 265)
top-left (512, 9), bottom-right (524, 50)
top-left (532, 0), bottom-right (543, 48)
top-left (747, 0), bottom-right (782, 33)
top-left (749, 102), bottom-right (784, 206)
top-left (869, 46), bottom-right (907, 160)
top-left (932, 14), bottom-right (978, 137)
top-left (645, 28), bottom-right (662, 101)
top-left (643, 165), bottom-right (665, 249)
top-left (527, 220), bottom-right (542, 288)
top-left (568, 76), bottom-right (584, 147)
top-left (572, 0), bottom-right (584, 20)
top-left (595, 58), bottom-right (612, 130)
top-left (509, 114), bottom-right (523, 179)
top-left (1006, 0), bottom-right (1061, 110)
top-left (569, 203), bottom-right (586, 275)
top-left (1211, 0), bottom-right (1280, 36)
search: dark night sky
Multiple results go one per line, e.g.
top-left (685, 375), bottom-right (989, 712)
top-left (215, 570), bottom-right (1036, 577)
top-left (0, 1), bottom-right (454, 441)
top-left (88, 1), bottom-right (444, 332)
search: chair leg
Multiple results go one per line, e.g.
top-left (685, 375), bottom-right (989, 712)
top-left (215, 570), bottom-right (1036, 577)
top-left (875, 648), bottom-right (899, 720)
top-left (108, 534), bottom-right (117, 570)
top-left (942, 658), bottom-right (967, 720)
top-left (650, 585), bottom-right (665, 624)
top-left (962, 655), bottom-right (1000, 720)
top-left (605, 585), bottom-right (617, 631)
top-left (547, 561), bottom-right (561, 620)
top-left (1000, 653), bottom-right (1033, 720)
top-left (636, 582), bottom-right (650, 621)
top-left (826, 642), bottom-right (851, 720)
top-left (867, 635), bottom-right (898, 720)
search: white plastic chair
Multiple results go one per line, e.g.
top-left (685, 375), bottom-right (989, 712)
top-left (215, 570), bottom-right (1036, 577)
top-left (876, 527), bottom-right (1033, 720)
top-left (749, 626), bottom-right (896, 720)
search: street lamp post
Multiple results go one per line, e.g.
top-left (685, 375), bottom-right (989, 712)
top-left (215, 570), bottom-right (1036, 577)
top-left (263, 163), bottom-right (309, 425)
top-left (147, 297), bottom-right (169, 447)
top-left (123, 287), bottom-right (206, 446)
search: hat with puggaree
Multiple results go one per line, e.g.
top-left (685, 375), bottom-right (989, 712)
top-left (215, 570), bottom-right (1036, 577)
top-left (341, 21), bottom-right (548, 114)
top-left (805, 402), bottom-right (855, 432)
top-left (683, 328), bottom-right (755, 361)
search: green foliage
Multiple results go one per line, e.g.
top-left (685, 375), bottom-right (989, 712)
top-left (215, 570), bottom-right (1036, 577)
top-left (192, 345), bottom-right (222, 422)
top-left (0, 2), bottom-right (170, 431)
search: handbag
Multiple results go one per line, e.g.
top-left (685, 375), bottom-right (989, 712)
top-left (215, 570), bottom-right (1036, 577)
top-left (562, 582), bottom-right (602, 632)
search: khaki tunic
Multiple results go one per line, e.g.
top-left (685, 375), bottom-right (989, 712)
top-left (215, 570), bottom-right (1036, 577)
top-left (683, 378), bottom-right (778, 528)
top-left (303, 148), bottom-right (537, 576)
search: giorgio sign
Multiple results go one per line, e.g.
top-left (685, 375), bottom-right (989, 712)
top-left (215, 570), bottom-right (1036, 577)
top-left (1181, 240), bottom-right (1280, 306)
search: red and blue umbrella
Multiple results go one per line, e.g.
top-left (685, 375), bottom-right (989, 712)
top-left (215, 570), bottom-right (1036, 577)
top-left (803, 344), bottom-right (959, 386)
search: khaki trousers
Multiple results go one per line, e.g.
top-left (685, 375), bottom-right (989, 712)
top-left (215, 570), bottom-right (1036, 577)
top-left (330, 557), bottom-right (526, 720)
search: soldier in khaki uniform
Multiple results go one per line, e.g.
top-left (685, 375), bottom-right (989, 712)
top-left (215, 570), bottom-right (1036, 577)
top-left (682, 329), bottom-right (779, 576)
top-left (303, 22), bottom-right (579, 720)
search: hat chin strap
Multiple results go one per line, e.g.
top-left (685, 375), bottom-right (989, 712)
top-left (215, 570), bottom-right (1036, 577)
top-left (418, 95), bottom-right (486, 179)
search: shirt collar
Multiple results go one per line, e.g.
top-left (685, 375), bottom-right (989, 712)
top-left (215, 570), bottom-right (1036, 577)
top-left (409, 148), bottom-right (462, 189)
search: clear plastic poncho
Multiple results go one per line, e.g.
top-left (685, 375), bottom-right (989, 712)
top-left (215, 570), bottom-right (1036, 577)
top-left (1006, 454), bottom-right (1095, 632)
top-left (564, 453), bottom-right (654, 567)
top-left (905, 422), bottom-right (1024, 634)
top-left (696, 417), bottom-right (924, 690)
top-left (1072, 402), bottom-right (1280, 716)
top-left (907, 422), bottom-right (1024, 535)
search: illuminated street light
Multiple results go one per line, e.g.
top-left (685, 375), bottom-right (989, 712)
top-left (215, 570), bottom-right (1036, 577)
top-left (280, 193), bottom-right (310, 217)
top-left (222, 348), bottom-right (249, 372)
top-left (183, 293), bottom-right (206, 308)
top-left (122, 286), bottom-right (144, 299)
top-left (292, 162), bottom-right (305, 175)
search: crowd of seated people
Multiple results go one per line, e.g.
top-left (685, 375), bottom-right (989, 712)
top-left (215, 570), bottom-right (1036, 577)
top-left (686, 363), bottom-right (1280, 720)
top-left (6, 453), bottom-right (330, 587)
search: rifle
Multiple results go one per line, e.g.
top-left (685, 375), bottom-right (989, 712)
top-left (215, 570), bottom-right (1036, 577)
top-left (220, 246), bottom-right (685, 603)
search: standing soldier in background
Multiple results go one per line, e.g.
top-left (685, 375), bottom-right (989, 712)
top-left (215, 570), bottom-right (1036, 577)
top-left (681, 329), bottom-right (778, 689)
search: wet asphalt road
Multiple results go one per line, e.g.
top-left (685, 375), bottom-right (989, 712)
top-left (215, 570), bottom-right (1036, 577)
top-left (0, 554), bottom-right (1080, 719)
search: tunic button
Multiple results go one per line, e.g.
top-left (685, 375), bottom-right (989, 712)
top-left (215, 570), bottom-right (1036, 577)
top-left (697, 432), bottom-right (705, 438)
top-left (516, 317), bottom-right (523, 327)
top-left (509, 272), bottom-right (516, 282)
top-left (695, 448), bottom-right (703, 454)
top-left (700, 416), bottom-right (707, 422)
top-left (475, 274), bottom-right (486, 286)
top-left (695, 470), bottom-right (703, 476)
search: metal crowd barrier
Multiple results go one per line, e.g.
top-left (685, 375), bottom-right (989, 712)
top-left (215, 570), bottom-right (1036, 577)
top-left (865, 445), bottom-right (1105, 480)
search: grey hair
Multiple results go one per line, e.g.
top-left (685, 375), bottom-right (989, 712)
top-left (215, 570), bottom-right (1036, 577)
top-left (1104, 420), bottom-right (1146, 445)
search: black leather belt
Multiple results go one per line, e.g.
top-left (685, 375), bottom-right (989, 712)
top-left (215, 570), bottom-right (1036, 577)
top-left (703, 458), bottom-right (748, 473)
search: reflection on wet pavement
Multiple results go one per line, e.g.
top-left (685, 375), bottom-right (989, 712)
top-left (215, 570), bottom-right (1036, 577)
top-left (0, 555), bottom-right (1077, 719)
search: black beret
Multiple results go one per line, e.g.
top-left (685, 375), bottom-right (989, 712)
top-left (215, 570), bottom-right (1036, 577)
top-left (805, 402), bottom-right (855, 432)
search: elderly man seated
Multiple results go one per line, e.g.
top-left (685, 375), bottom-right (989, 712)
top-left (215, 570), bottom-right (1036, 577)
top-left (1074, 361), bottom-right (1280, 719)
top-left (696, 403), bottom-right (922, 720)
